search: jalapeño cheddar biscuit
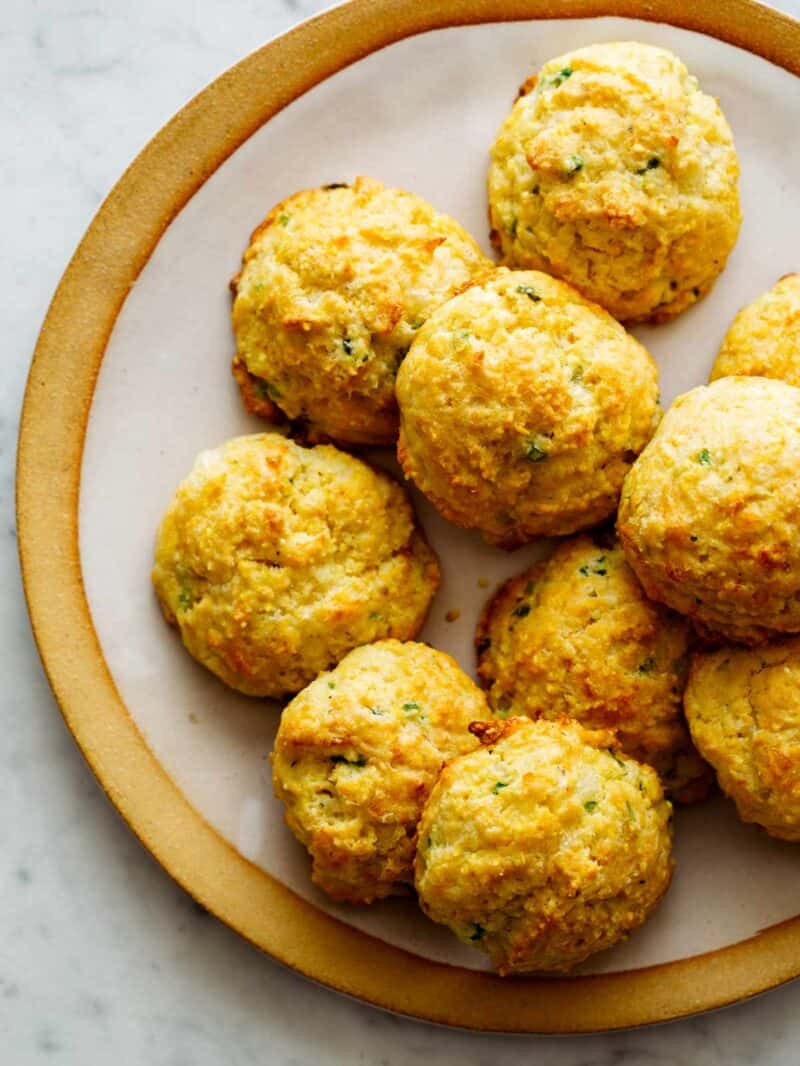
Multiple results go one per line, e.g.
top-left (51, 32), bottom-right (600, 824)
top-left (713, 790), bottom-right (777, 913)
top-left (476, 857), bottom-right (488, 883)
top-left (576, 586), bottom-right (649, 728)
top-left (153, 435), bottom-right (439, 696)
top-left (231, 177), bottom-right (490, 445)
top-left (488, 42), bottom-right (741, 322)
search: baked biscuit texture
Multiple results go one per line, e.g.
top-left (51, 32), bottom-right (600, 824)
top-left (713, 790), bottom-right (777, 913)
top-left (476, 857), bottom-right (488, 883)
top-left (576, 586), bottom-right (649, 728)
top-left (488, 41), bottom-right (741, 322)
top-left (711, 275), bottom-right (800, 387)
top-left (231, 177), bottom-right (490, 445)
top-left (685, 637), bottom-right (800, 841)
top-left (476, 534), bottom-right (710, 802)
top-left (152, 434), bottom-right (439, 697)
top-left (272, 640), bottom-right (489, 903)
top-left (396, 268), bottom-right (660, 547)
top-left (414, 717), bottom-right (674, 974)
top-left (618, 376), bottom-right (800, 645)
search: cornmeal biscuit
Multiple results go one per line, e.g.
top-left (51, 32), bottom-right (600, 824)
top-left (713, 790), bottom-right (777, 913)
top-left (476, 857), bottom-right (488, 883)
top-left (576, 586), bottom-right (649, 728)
top-left (232, 177), bottom-right (489, 444)
top-left (153, 435), bottom-right (439, 696)
top-left (711, 275), bottom-right (800, 386)
top-left (415, 717), bottom-right (674, 974)
top-left (618, 377), bottom-right (800, 645)
top-left (488, 42), bottom-right (741, 322)
top-left (396, 268), bottom-right (659, 547)
top-left (686, 637), bottom-right (800, 841)
top-left (476, 534), bottom-right (710, 802)
top-left (272, 640), bottom-right (489, 902)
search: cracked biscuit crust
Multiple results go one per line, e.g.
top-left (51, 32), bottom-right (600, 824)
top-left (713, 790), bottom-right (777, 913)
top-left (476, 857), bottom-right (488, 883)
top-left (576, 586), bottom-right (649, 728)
top-left (488, 41), bottom-right (741, 322)
top-left (271, 640), bottom-right (489, 903)
top-left (152, 434), bottom-right (439, 697)
top-left (396, 267), bottom-right (660, 547)
top-left (476, 534), bottom-right (710, 802)
top-left (414, 717), bottom-right (674, 974)
top-left (618, 376), bottom-right (800, 645)
top-left (685, 638), bottom-right (800, 840)
top-left (231, 177), bottom-right (490, 445)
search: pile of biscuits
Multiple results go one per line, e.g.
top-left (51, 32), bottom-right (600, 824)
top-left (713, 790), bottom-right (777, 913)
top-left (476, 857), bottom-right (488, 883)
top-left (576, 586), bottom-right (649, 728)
top-left (152, 41), bottom-right (800, 975)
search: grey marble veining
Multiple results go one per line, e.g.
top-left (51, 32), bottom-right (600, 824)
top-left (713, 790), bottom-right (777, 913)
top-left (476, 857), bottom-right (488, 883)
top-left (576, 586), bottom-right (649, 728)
top-left (3, 1), bottom-right (800, 1062)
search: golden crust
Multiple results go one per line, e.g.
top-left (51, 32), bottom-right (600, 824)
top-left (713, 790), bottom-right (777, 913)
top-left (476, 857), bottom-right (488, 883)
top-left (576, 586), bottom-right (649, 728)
top-left (476, 534), bottom-right (710, 802)
top-left (618, 376), bottom-right (800, 645)
top-left (271, 640), bottom-right (489, 903)
top-left (414, 717), bottom-right (674, 974)
top-left (685, 638), bottom-right (800, 841)
top-left (395, 268), bottom-right (660, 547)
top-left (711, 274), bottom-right (800, 386)
top-left (231, 177), bottom-right (490, 445)
top-left (231, 353), bottom-right (284, 422)
top-left (488, 41), bottom-right (741, 322)
top-left (151, 434), bottom-right (439, 697)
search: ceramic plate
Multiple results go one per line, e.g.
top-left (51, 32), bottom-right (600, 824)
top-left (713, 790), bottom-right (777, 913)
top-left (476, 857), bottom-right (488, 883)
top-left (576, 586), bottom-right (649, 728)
top-left (17, 0), bottom-right (800, 1033)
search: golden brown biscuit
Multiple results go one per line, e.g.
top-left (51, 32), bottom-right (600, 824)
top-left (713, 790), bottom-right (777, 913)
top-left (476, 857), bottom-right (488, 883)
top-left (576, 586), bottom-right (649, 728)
top-left (231, 353), bottom-right (284, 423)
top-left (618, 376), bottom-right (800, 645)
top-left (231, 177), bottom-right (490, 445)
top-left (272, 640), bottom-right (489, 903)
top-left (711, 275), bottom-right (800, 386)
top-left (488, 41), bottom-right (741, 322)
top-left (152, 434), bottom-right (439, 696)
top-left (476, 533), bottom-right (710, 802)
top-left (414, 717), bottom-right (674, 974)
top-left (396, 268), bottom-right (660, 547)
top-left (685, 637), bottom-right (800, 841)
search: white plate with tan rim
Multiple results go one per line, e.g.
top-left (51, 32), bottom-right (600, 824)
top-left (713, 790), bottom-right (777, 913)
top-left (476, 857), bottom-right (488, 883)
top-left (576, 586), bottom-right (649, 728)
top-left (17, 0), bottom-right (800, 1033)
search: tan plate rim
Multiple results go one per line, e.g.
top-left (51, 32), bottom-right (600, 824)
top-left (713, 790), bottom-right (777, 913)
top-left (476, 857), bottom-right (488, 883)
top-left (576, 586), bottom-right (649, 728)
top-left (16, 0), bottom-right (800, 1034)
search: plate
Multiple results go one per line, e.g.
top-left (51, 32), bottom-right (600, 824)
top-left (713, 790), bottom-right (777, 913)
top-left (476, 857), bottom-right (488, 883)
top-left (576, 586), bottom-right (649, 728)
top-left (17, 0), bottom-right (800, 1033)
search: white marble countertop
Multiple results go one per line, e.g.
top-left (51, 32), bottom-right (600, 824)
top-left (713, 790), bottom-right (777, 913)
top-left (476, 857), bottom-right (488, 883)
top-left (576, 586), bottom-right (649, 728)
top-left (4, 1), bottom-right (800, 1061)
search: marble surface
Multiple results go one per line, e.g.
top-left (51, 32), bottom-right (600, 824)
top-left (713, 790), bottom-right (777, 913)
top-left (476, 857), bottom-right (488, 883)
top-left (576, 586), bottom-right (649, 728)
top-left (4, 0), bottom-right (800, 1061)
